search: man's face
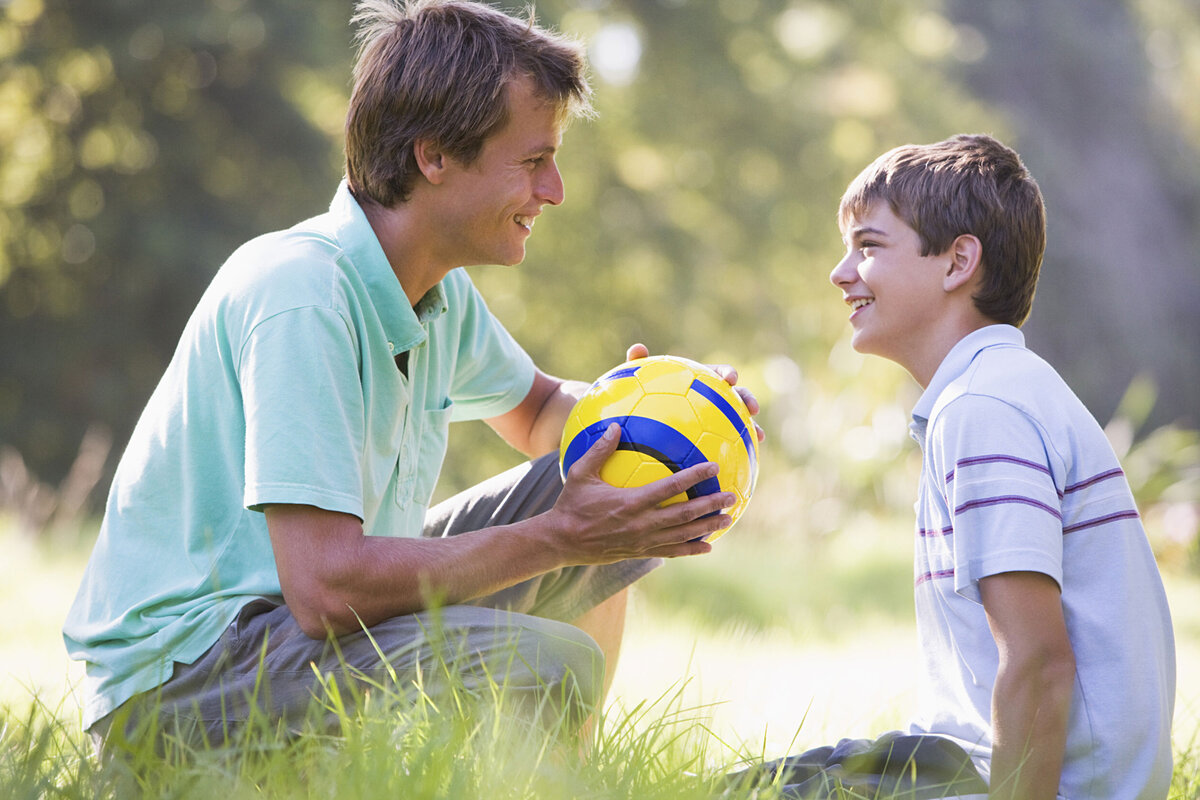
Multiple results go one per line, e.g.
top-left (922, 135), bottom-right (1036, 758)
top-left (830, 202), bottom-right (950, 371)
top-left (434, 79), bottom-right (565, 267)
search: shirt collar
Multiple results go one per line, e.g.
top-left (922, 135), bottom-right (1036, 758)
top-left (911, 324), bottom-right (1025, 428)
top-left (329, 180), bottom-right (449, 351)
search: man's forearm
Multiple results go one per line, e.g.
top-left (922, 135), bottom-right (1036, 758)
top-left (525, 378), bottom-right (588, 456)
top-left (485, 372), bottom-right (588, 459)
top-left (267, 432), bottom-right (729, 639)
top-left (267, 504), bottom-right (567, 637)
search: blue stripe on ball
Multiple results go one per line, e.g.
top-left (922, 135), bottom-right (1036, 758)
top-left (561, 415), bottom-right (722, 500)
top-left (688, 378), bottom-right (758, 475)
top-left (600, 365), bottom-right (642, 383)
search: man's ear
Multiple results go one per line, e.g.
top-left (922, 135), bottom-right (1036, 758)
top-left (944, 234), bottom-right (983, 293)
top-left (413, 139), bottom-right (448, 185)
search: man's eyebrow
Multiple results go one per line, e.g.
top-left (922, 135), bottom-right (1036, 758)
top-left (524, 143), bottom-right (559, 158)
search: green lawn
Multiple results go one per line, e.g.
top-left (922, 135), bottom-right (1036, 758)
top-left (614, 519), bottom-right (1200, 770)
top-left (3, 515), bottom-right (1199, 797)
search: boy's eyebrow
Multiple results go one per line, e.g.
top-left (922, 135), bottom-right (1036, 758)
top-left (845, 225), bottom-right (889, 245)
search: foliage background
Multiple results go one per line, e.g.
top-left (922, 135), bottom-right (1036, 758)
top-left (0, 2), bottom-right (1197, 563)
top-left (2, 0), bottom-right (1200, 790)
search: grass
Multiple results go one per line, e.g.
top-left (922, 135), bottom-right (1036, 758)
top-left (3, 514), bottom-right (1199, 798)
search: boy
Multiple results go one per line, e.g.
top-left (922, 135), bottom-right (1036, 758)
top-left (734, 134), bottom-right (1175, 799)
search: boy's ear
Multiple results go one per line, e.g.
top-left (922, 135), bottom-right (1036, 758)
top-left (413, 139), bottom-right (449, 185)
top-left (944, 234), bottom-right (983, 293)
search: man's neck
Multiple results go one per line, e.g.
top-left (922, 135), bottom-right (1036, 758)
top-left (361, 200), bottom-right (453, 308)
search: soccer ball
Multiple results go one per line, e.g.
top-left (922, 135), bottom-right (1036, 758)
top-left (558, 355), bottom-right (759, 538)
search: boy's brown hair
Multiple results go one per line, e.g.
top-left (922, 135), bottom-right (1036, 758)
top-left (838, 134), bottom-right (1046, 327)
top-left (346, 0), bottom-right (593, 208)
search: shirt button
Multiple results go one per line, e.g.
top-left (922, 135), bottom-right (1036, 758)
top-left (387, 341), bottom-right (395, 351)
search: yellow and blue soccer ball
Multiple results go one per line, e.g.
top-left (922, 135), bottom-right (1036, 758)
top-left (558, 355), bottom-right (759, 538)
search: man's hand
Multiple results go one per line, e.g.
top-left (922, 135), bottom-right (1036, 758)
top-left (625, 342), bottom-right (765, 444)
top-left (543, 421), bottom-right (732, 563)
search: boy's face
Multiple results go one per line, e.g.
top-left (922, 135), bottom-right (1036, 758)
top-left (831, 202), bottom-right (951, 372)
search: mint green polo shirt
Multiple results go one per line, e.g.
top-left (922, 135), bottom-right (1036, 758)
top-left (63, 182), bottom-right (536, 729)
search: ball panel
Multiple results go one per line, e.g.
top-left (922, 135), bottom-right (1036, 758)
top-left (599, 449), bottom-right (651, 488)
top-left (631, 393), bottom-right (702, 442)
top-left (576, 380), bottom-right (642, 421)
top-left (632, 357), bottom-right (697, 395)
top-left (624, 460), bottom-right (688, 507)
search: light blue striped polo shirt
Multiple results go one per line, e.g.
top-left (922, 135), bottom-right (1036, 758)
top-left (907, 325), bottom-right (1175, 800)
top-left (64, 181), bottom-right (536, 729)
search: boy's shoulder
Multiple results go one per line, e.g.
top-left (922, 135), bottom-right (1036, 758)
top-left (926, 330), bottom-right (1064, 419)
top-left (927, 331), bottom-right (1109, 465)
top-left (943, 341), bottom-right (1062, 405)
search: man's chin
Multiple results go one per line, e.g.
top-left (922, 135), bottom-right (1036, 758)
top-left (498, 248), bottom-right (527, 267)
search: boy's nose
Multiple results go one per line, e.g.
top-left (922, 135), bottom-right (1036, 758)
top-left (830, 253), bottom-right (858, 287)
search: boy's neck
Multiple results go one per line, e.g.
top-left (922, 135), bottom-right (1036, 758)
top-left (907, 317), bottom-right (997, 389)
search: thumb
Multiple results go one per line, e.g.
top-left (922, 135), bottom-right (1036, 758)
top-left (625, 342), bottom-right (649, 361)
top-left (567, 422), bottom-right (621, 480)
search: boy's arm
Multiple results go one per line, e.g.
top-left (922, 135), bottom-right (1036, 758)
top-left (979, 570), bottom-right (1076, 800)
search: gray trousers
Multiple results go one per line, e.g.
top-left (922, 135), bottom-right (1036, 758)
top-left (723, 732), bottom-right (988, 799)
top-left (93, 453), bottom-right (658, 749)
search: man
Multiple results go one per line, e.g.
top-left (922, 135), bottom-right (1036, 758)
top-left (65, 0), bottom-right (759, 748)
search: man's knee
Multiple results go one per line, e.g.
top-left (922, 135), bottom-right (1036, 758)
top-left (422, 606), bottom-right (605, 722)
top-left (503, 614), bottom-right (605, 730)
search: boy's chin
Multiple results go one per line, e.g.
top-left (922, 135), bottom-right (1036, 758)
top-left (848, 333), bottom-right (894, 365)
top-left (848, 331), bottom-right (875, 355)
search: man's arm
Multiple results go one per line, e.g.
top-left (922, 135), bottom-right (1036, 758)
top-left (486, 344), bottom-right (765, 458)
top-left (265, 423), bottom-right (728, 638)
top-left (270, 344), bottom-right (761, 639)
top-left (485, 368), bottom-right (587, 458)
top-left (979, 570), bottom-right (1076, 800)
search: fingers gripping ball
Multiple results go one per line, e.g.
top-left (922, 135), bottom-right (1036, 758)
top-left (559, 355), bottom-right (759, 539)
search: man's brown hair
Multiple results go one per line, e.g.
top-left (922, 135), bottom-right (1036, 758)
top-left (838, 134), bottom-right (1046, 327)
top-left (346, 0), bottom-right (593, 208)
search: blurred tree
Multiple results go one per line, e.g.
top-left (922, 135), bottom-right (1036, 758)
top-left (0, 0), bottom-right (351, 486)
top-left (1, 0), bottom-right (1196, 534)
top-left (443, 0), bottom-right (1000, 496)
top-left (943, 0), bottom-right (1200, 431)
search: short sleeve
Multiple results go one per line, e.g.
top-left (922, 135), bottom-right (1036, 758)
top-left (238, 306), bottom-right (366, 518)
top-left (929, 393), bottom-right (1064, 601)
top-left (442, 276), bottom-right (535, 422)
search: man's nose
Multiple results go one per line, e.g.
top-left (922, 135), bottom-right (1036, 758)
top-left (538, 160), bottom-right (564, 206)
